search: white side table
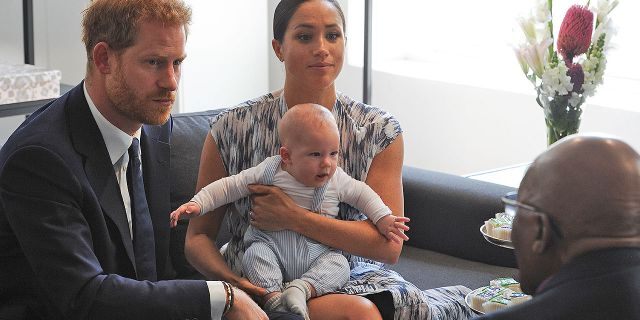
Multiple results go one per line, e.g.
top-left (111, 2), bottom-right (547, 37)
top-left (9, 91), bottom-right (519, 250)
top-left (465, 163), bottom-right (530, 188)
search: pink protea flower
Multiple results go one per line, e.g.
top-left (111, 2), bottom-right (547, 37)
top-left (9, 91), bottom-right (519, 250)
top-left (567, 63), bottom-right (585, 92)
top-left (557, 5), bottom-right (594, 63)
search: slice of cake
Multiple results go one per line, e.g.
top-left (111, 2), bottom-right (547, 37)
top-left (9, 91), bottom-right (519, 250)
top-left (504, 291), bottom-right (531, 305)
top-left (485, 212), bottom-right (513, 241)
top-left (490, 277), bottom-right (520, 291)
top-left (469, 278), bottom-right (532, 314)
top-left (482, 295), bottom-right (511, 313)
top-left (469, 286), bottom-right (505, 311)
top-left (491, 226), bottom-right (512, 241)
top-left (482, 289), bottom-right (532, 312)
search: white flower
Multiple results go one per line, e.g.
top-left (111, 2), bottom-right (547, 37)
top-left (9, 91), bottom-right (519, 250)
top-left (593, 0), bottom-right (619, 23)
top-left (594, 57), bottom-right (607, 82)
top-left (583, 55), bottom-right (596, 71)
top-left (517, 3), bottom-right (552, 45)
top-left (541, 63), bottom-right (573, 96)
top-left (584, 55), bottom-right (606, 83)
top-left (523, 38), bottom-right (553, 78)
top-left (538, 23), bottom-right (552, 43)
top-left (582, 83), bottom-right (596, 97)
top-left (515, 0), bottom-right (617, 109)
top-left (514, 1), bottom-right (554, 80)
top-left (592, 17), bottom-right (617, 52)
top-left (582, 55), bottom-right (607, 97)
top-left (532, 0), bottom-right (552, 23)
top-left (569, 92), bottom-right (583, 107)
top-left (518, 16), bottom-right (538, 44)
top-left (573, 55), bottom-right (586, 65)
top-left (514, 45), bottom-right (530, 76)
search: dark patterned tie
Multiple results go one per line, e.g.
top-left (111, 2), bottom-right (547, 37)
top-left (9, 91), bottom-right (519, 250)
top-left (128, 137), bottom-right (157, 281)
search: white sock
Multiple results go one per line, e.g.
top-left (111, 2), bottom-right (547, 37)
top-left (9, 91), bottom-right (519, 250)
top-left (282, 279), bottom-right (312, 320)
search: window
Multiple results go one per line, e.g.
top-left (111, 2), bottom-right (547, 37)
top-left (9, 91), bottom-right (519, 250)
top-left (347, 0), bottom-right (640, 111)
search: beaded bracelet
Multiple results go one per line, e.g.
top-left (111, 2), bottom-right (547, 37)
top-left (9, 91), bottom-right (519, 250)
top-left (228, 283), bottom-right (235, 311)
top-left (222, 281), bottom-right (234, 316)
top-left (222, 282), bottom-right (230, 315)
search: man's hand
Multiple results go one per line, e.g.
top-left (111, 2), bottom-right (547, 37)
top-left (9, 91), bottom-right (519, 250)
top-left (375, 215), bottom-right (410, 244)
top-left (232, 277), bottom-right (267, 298)
top-left (225, 288), bottom-right (268, 320)
top-left (169, 202), bottom-right (201, 228)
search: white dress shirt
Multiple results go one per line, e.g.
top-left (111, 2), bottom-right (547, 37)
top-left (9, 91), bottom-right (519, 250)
top-left (83, 83), bottom-right (226, 319)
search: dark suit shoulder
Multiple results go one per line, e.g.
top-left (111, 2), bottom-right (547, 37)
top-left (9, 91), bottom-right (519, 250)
top-left (0, 145), bottom-right (83, 204)
top-left (0, 84), bottom-right (81, 163)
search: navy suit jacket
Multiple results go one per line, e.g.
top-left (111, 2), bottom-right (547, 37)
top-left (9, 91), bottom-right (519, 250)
top-left (474, 248), bottom-right (640, 320)
top-left (0, 83), bottom-right (210, 319)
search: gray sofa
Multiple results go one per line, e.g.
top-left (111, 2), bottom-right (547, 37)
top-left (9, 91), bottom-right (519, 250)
top-left (168, 110), bottom-right (518, 292)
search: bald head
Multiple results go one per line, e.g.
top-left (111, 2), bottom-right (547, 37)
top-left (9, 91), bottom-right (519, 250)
top-left (520, 134), bottom-right (640, 251)
top-left (278, 103), bottom-right (338, 148)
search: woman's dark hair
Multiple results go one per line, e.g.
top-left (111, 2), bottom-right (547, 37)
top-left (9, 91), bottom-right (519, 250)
top-left (273, 0), bottom-right (346, 42)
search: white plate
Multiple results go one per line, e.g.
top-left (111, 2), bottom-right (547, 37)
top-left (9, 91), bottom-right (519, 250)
top-left (465, 286), bottom-right (486, 314)
top-left (465, 285), bottom-right (532, 314)
top-left (480, 225), bottom-right (514, 249)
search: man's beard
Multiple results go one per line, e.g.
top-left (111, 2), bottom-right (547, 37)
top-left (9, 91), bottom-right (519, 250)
top-left (106, 68), bottom-right (174, 126)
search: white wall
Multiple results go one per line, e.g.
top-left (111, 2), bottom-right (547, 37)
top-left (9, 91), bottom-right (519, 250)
top-left (179, 1), bottom-right (269, 112)
top-left (37, 0), bottom-right (88, 84)
top-left (0, 1), bottom-right (23, 143)
top-left (0, 0), bottom-right (88, 142)
top-left (0, 2), bottom-right (24, 65)
top-left (0, 0), bottom-right (88, 83)
top-left (267, 0), bottom-right (283, 91)
top-left (0, 115), bottom-right (24, 145)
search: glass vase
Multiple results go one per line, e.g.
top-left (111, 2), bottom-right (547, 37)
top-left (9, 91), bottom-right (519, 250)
top-left (537, 91), bottom-right (583, 146)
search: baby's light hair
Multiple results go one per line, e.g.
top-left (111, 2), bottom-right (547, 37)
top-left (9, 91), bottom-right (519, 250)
top-left (278, 104), bottom-right (339, 148)
top-left (278, 103), bottom-right (338, 147)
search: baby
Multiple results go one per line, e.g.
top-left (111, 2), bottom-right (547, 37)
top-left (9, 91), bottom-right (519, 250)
top-left (170, 103), bottom-right (409, 319)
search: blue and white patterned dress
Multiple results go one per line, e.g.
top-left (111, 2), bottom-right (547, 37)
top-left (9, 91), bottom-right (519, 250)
top-left (209, 89), bottom-right (472, 320)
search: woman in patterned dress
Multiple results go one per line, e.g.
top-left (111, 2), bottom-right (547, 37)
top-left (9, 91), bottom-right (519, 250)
top-left (185, 1), bottom-right (471, 319)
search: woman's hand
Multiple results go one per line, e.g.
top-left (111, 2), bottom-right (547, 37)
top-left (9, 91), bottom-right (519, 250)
top-left (247, 184), bottom-right (303, 231)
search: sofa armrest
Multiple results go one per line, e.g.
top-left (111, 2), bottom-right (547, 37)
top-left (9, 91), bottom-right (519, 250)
top-left (402, 166), bottom-right (517, 268)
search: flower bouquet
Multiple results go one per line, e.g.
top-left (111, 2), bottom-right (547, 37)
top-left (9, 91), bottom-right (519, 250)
top-left (515, 0), bottom-right (618, 146)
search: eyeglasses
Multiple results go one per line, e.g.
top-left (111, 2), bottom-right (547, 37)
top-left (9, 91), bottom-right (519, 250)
top-left (501, 192), bottom-right (564, 239)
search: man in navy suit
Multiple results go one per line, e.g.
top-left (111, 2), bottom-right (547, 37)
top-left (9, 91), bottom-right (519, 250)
top-left (0, 1), bottom-right (277, 319)
top-left (475, 134), bottom-right (640, 319)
